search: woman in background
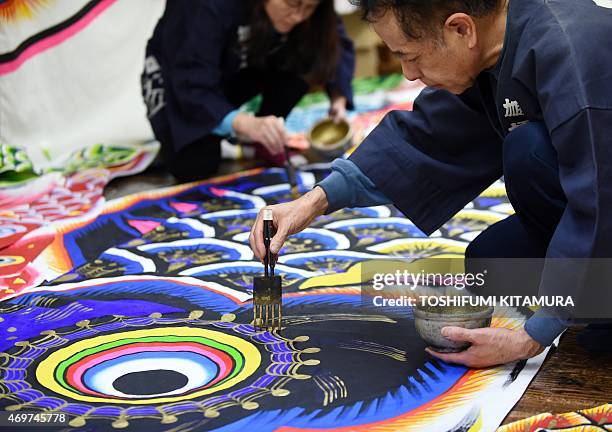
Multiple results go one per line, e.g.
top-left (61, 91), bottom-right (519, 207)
top-left (142, 0), bottom-right (355, 182)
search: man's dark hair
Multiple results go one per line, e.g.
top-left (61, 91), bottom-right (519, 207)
top-left (351, 0), bottom-right (502, 39)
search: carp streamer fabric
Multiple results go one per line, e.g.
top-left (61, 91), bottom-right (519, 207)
top-left (1, 76), bottom-right (556, 431)
top-left (1, 166), bottom-right (554, 431)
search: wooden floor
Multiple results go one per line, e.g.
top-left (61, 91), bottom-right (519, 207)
top-left (503, 327), bottom-right (611, 424)
top-left (104, 162), bottom-right (612, 427)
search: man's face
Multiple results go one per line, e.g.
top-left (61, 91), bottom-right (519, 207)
top-left (372, 10), bottom-right (481, 94)
top-left (264, 0), bottom-right (320, 34)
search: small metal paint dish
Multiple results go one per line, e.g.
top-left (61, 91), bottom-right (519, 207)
top-left (307, 118), bottom-right (353, 159)
top-left (414, 304), bottom-right (494, 353)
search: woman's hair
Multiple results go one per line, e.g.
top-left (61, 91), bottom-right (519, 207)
top-left (245, 0), bottom-right (339, 85)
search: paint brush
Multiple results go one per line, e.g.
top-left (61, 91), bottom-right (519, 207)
top-left (284, 145), bottom-right (299, 199)
top-left (281, 118), bottom-right (299, 199)
top-left (253, 209), bottom-right (282, 331)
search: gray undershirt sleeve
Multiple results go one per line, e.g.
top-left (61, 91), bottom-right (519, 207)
top-left (316, 158), bottom-right (392, 213)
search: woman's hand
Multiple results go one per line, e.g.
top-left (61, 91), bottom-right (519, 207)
top-left (249, 186), bottom-right (329, 261)
top-left (233, 113), bottom-right (287, 155)
top-left (329, 95), bottom-right (347, 123)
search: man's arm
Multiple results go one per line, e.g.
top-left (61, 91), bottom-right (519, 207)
top-left (349, 86), bottom-right (504, 235)
top-left (536, 108), bottom-right (612, 326)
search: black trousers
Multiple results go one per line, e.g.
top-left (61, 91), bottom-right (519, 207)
top-left (466, 121), bottom-right (565, 260)
top-left (160, 69), bottom-right (309, 183)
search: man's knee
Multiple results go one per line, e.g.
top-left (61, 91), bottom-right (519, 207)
top-left (465, 215), bottom-right (546, 259)
top-left (502, 121), bottom-right (565, 238)
top-left (503, 121), bottom-right (555, 183)
top-left (465, 232), bottom-right (494, 259)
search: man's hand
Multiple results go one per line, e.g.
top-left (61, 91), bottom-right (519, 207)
top-left (329, 95), bottom-right (348, 123)
top-left (233, 113), bottom-right (287, 156)
top-left (425, 326), bottom-right (545, 368)
top-left (249, 186), bottom-right (329, 261)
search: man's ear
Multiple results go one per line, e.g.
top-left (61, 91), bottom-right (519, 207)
top-left (444, 13), bottom-right (478, 48)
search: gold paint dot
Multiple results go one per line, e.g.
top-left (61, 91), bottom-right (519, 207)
top-left (293, 336), bottom-right (309, 342)
top-left (7, 327), bottom-right (16, 333)
top-left (7, 337), bottom-right (16, 341)
top-left (242, 401), bottom-right (259, 410)
top-left (5, 405), bottom-right (21, 411)
top-left (161, 415), bottom-right (178, 424)
top-left (69, 418), bottom-right (86, 428)
top-left (303, 359), bottom-right (320, 366)
top-left (204, 409), bottom-right (220, 418)
top-left (221, 313), bottom-right (236, 322)
top-left (189, 310), bottom-right (204, 320)
top-left (112, 419), bottom-right (129, 429)
top-left (149, 312), bottom-right (162, 319)
top-left (40, 330), bottom-right (56, 336)
top-left (76, 320), bottom-right (90, 327)
top-left (0, 317), bottom-right (5, 323)
top-left (302, 347), bottom-right (321, 354)
top-left (13, 341), bottom-right (27, 346)
top-left (271, 389), bottom-right (290, 397)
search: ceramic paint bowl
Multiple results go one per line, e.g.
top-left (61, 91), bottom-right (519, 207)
top-left (414, 304), bottom-right (494, 353)
top-left (308, 118), bottom-right (353, 159)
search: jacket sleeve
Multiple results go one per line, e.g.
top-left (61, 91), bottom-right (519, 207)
top-left (162, 2), bottom-right (236, 151)
top-left (325, 16), bottom-right (355, 110)
top-left (349, 86), bottom-right (503, 234)
top-left (537, 108), bottom-right (612, 323)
